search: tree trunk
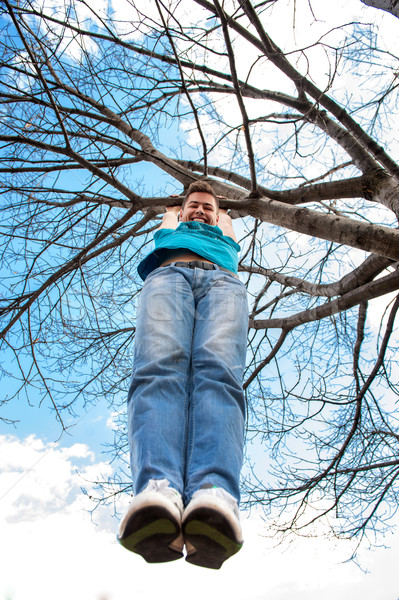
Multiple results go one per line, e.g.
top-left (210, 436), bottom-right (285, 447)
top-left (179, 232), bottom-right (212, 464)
top-left (361, 0), bottom-right (399, 18)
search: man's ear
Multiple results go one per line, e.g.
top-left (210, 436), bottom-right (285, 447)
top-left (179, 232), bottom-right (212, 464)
top-left (179, 209), bottom-right (183, 221)
top-left (216, 213), bottom-right (220, 224)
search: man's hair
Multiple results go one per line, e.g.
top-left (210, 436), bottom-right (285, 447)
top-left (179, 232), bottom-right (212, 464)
top-left (182, 181), bottom-right (219, 210)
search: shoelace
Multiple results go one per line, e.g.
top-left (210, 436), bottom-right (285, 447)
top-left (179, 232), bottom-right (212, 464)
top-left (145, 479), bottom-right (183, 511)
top-left (192, 485), bottom-right (240, 519)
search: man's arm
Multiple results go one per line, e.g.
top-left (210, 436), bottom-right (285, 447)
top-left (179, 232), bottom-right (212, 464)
top-left (218, 209), bottom-right (237, 242)
top-left (158, 205), bottom-right (181, 230)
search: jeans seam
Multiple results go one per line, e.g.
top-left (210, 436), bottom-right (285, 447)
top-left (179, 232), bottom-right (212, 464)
top-left (183, 354), bottom-right (192, 492)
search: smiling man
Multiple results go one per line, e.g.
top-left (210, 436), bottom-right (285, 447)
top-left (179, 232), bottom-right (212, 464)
top-left (118, 181), bottom-right (249, 569)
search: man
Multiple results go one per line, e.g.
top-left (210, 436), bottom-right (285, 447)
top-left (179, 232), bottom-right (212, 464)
top-left (118, 181), bottom-right (248, 569)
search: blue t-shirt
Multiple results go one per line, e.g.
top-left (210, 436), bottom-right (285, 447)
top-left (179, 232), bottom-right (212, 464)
top-left (138, 221), bottom-right (240, 280)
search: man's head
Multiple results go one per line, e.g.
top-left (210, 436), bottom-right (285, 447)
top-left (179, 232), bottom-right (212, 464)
top-left (180, 181), bottom-right (219, 226)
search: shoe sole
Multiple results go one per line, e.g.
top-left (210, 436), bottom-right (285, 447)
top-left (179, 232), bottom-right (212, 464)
top-left (118, 505), bottom-right (183, 563)
top-left (183, 506), bottom-right (243, 569)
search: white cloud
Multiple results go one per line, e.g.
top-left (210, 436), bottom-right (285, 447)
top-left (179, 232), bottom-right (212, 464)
top-left (106, 410), bottom-right (123, 430)
top-left (1, 433), bottom-right (399, 600)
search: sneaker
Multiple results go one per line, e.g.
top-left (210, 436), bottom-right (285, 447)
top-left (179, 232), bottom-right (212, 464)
top-left (182, 485), bottom-right (243, 569)
top-left (118, 479), bottom-right (184, 563)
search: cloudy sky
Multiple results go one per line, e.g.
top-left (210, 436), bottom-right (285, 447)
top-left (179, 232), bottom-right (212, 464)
top-left (1, 1), bottom-right (399, 599)
top-left (1, 432), bottom-right (399, 600)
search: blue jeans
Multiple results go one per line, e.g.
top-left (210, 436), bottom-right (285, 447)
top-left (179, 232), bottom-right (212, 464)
top-left (127, 264), bottom-right (248, 506)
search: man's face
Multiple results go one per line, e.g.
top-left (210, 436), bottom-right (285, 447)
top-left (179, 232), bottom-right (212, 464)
top-left (179, 192), bottom-right (219, 226)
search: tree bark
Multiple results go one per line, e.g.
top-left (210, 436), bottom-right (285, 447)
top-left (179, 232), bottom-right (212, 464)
top-left (241, 195), bottom-right (399, 262)
top-left (361, 0), bottom-right (399, 18)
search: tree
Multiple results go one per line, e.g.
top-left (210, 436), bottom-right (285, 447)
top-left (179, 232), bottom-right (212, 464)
top-left (1, 0), bottom-right (399, 547)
